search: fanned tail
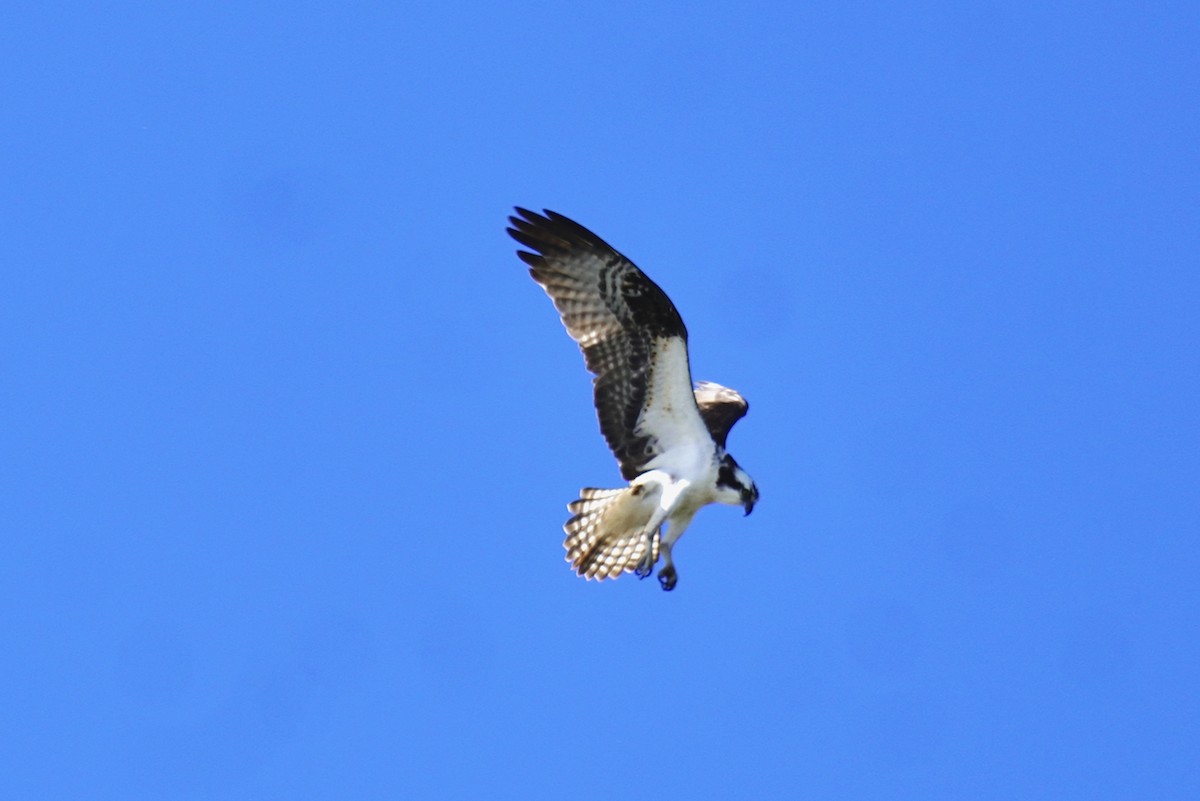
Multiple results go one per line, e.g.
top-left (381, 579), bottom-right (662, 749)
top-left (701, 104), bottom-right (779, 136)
top-left (563, 487), bottom-right (659, 580)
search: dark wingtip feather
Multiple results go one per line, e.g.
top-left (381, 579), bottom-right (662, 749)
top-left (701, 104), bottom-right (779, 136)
top-left (510, 207), bottom-right (556, 232)
top-left (508, 207), bottom-right (617, 256)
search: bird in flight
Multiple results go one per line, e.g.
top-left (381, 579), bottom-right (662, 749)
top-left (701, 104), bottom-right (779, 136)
top-left (507, 208), bottom-right (759, 591)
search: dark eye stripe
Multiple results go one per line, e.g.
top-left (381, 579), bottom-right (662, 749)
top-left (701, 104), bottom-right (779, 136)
top-left (717, 465), bottom-right (737, 488)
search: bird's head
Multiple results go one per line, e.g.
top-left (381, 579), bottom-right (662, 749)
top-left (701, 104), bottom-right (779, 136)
top-left (716, 455), bottom-right (759, 516)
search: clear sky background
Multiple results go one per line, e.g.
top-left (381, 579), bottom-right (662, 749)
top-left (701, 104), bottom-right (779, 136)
top-left (3, 2), bottom-right (1197, 799)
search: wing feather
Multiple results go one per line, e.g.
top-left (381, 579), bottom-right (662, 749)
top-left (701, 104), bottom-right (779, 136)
top-left (509, 207), bottom-right (707, 480)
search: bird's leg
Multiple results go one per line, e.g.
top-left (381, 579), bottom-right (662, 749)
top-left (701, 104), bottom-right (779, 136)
top-left (634, 525), bottom-right (660, 579)
top-left (657, 543), bottom-right (676, 591)
top-left (632, 475), bottom-right (679, 581)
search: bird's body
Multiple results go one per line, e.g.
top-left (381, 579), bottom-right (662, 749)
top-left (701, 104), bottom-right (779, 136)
top-left (508, 208), bottom-right (758, 591)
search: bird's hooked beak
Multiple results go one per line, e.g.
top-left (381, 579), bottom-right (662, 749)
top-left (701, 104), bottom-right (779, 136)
top-left (742, 486), bottom-right (759, 516)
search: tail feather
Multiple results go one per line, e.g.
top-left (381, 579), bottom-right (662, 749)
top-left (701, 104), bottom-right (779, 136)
top-left (563, 487), bottom-right (659, 580)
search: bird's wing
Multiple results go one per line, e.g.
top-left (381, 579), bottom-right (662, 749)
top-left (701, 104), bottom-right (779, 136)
top-left (693, 381), bottom-right (749, 449)
top-left (508, 207), bottom-right (711, 480)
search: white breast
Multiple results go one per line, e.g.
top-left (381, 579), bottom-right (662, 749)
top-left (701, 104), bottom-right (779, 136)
top-left (635, 337), bottom-right (714, 479)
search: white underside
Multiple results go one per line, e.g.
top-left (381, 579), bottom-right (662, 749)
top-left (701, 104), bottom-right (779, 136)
top-left (630, 462), bottom-right (723, 552)
top-left (636, 338), bottom-right (713, 469)
top-left (623, 337), bottom-right (731, 554)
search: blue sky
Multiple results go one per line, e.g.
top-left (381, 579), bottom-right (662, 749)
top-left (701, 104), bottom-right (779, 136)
top-left (3, 2), bottom-right (1197, 799)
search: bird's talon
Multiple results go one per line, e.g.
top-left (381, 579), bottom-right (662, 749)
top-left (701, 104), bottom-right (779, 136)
top-left (658, 566), bottom-right (677, 591)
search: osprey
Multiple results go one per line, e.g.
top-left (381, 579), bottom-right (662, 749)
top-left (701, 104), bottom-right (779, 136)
top-left (508, 208), bottom-right (759, 591)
